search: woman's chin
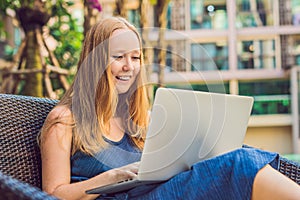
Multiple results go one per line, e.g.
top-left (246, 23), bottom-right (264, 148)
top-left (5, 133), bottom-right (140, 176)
top-left (116, 87), bottom-right (130, 94)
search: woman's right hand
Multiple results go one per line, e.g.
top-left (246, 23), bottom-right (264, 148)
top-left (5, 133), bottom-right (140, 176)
top-left (107, 162), bottom-right (140, 184)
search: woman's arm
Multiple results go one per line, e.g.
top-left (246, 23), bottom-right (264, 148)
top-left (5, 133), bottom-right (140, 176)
top-left (40, 106), bottom-right (139, 200)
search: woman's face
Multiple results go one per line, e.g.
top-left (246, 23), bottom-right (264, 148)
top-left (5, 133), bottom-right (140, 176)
top-left (109, 29), bottom-right (141, 94)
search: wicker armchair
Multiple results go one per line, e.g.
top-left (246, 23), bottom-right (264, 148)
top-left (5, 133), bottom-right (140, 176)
top-left (0, 94), bottom-right (300, 200)
top-left (0, 94), bottom-right (58, 199)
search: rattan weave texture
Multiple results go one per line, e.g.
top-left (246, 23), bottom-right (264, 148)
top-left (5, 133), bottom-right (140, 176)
top-left (0, 94), bottom-right (57, 188)
top-left (279, 156), bottom-right (300, 184)
top-left (0, 171), bottom-right (57, 200)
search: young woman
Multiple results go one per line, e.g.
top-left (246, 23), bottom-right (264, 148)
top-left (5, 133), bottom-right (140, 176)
top-left (39, 17), bottom-right (300, 200)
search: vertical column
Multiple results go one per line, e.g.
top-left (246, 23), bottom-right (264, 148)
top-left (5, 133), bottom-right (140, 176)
top-left (230, 79), bottom-right (239, 95)
top-left (274, 0), bottom-right (282, 70)
top-left (291, 67), bottom-right (300, 153)
top-left (273, 0), bottom-right (279, 26)
top-left (227, 0), bottom-right (237, 71)
top-left (171, 0), bottom-right (185, 30)
top-left (185, 40), bottom-right (191, 72)
top-left (227, 0), bottom-right (238, 94)
top-left (184, 0), bottom-right (190, 72)
top-left (185, 0), bottom-right (191, 30)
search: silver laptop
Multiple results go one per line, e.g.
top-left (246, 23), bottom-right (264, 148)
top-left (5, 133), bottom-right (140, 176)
top-left (86, 88), bottom-right (254, 195)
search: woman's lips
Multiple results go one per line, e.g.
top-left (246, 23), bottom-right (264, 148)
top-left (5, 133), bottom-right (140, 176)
top-left (116, 75), bottom-right (132, 81)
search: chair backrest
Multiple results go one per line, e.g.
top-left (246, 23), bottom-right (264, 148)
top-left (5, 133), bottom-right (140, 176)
top-left (0, 94), bottom-right (58, 188)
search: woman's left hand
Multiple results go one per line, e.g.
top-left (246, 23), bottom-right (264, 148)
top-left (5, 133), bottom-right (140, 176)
top-left (106, 162), bottom-right (140, 184)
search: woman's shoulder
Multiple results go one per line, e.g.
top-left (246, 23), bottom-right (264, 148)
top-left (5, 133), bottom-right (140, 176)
top-left (40, 105), bottom-right (73, 147)
top-left (47, 105), bottom-right (73, 122)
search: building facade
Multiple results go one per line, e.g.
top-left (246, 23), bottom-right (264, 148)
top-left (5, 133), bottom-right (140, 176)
top-left (104, 0), bottom-right (300, 154)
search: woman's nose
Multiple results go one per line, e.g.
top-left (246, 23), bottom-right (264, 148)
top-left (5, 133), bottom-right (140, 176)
top-left (122, 56), bottom-right (134, 71)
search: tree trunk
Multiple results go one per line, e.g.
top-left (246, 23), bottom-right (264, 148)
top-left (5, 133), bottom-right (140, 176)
top-left (22, 30), bottom-right (43, 97)
top-left (17, 7), bottom-right (50, 97)
top-left (83, 0), bottom-right (101, 36)
top-left (115, 0), bottom-right (128, 18)
top-left (140, 0), bottom-right (154, 99)
top-left (140, 0), bottom-right (152, 80)
top-left (84, 0), bottom-right (93, 36)
top-left (156, 0), bottom-right (170, 87)
top-left (16, 7), bottom-right (50, 97)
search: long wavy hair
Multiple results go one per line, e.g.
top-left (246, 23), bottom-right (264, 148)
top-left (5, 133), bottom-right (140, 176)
top-left (39, 17), bottom-right (150, 155)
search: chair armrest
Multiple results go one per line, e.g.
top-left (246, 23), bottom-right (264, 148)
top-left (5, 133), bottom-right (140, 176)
top-left (0, 171), bottom-right (58, 200)
top-left (278, 156), bottom-right (300, 184)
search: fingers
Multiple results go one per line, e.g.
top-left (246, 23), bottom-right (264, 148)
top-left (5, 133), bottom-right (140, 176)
top-left (113, 168), bottom-right (137, 182)
top-left (125, 170), bottom-right (138, 179)
top-left (127, 162), bottom-right (139, 174)
top-left (109, 162), bottom-right (140, 183)
top-left (121, 162), bottom-right (140, 173)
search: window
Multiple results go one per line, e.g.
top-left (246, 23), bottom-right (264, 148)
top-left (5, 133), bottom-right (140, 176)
top-left (292, 0), bottom-right (300, 25)
top-left (161, 83), bottom-right (229, 94)
top-left (191, 42), bottom-right (228, 71)
top-left (289, 35), bottom-right (300, 66)
top-left (190, 0), bottom-right (227, 30)
top-left (236, 0), bottom-right (274, 28)
top-left (152, 45), bottom-right (173, 73)
top-left (128, 9), bottom-right (140, 28)
top-left (239, 80), bottom-right (291, 115)
top-left (237, 39), bottom-right (276, 69)
top-left (190, 83), bottom-right (229, 94)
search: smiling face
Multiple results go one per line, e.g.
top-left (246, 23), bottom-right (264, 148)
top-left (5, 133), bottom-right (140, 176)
top-left (109, 29), bottom-right (141, 94)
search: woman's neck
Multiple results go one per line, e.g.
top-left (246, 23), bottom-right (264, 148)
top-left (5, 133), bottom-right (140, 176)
top-left (106, 117), bottom-right (125, 142)
top-left (107, 93), bottom-right (129, 142)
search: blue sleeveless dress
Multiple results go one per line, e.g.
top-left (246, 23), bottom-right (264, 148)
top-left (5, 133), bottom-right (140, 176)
top-left (71, 134), bottom-right (279, 200)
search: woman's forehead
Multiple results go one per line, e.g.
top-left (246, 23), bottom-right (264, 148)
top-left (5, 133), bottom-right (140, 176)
top-left (109, 29), bottom-right (140, 54)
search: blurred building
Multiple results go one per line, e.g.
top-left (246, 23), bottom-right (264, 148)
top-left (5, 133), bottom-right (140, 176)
top-left (104, 0), bottom-right (300, 154)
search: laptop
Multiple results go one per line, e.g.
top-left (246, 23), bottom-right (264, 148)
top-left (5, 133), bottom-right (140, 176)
top-left (86, 87), bottom-right (254, 195)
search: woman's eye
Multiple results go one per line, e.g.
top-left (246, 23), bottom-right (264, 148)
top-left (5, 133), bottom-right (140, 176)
top-left (112, 55), bottom-right (123, 60)
top-left (132, 56), bottom-right (141, 60)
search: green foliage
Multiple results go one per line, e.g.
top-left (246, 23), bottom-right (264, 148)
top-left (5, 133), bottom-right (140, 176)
top-left (49, 0), bottom-right (83, 70)
top-left (0, 0), bottom-right (52, 13)
top-left (0, 0), bottom-right (21, 12)
top-left (4, 44), bottom-right (14, 60)
top-left (1, 0), bottom-right (83, 70)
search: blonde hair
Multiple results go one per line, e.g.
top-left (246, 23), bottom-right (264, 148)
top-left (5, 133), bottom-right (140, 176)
top-left (39, 17), bottom-right (150, 155)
